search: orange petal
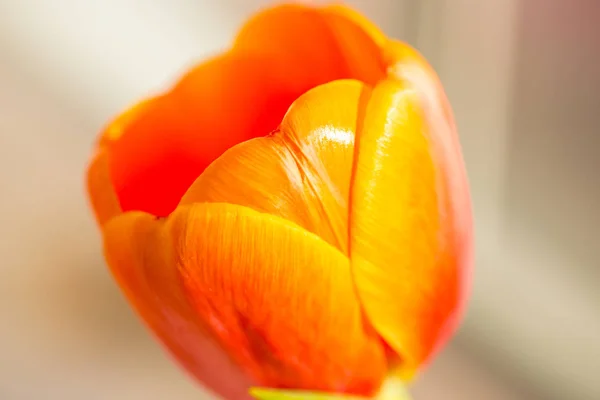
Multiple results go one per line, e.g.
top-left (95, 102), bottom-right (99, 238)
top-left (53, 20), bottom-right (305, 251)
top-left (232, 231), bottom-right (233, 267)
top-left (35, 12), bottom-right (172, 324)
top-left (349, 57), bottom-right (473, 377)
top-left (99, 97), bottom-right (160, 145)
top-left (102, 210), bottom-right (255, 400)
top-left (320, 5), bottom-right (387, 80)
top-left (103, 203), bottom-right (387, 396)
top-left (233, 4), bottom-right (384, 87)
top-left (181, 80), bottom-right (371, 253)
top-left (233, 5), bottom-right (346, 83)
top-left (87, 98), bottom-right (160, 225)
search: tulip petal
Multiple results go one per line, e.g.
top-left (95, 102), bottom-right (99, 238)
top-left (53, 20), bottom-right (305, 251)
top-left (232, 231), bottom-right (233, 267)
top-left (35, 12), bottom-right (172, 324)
top-left (99, 97), bottom-right (159, 145)
top-left (87, 98), bottom-right (159, 225)
top-left (233, 4), bottom-right (384, 86)
top-left (349, 72), bottom-right (472, 377)
top-left (320, 5), bottom-right (387, 80)
top-left (102, 210), bottom-right (255, 400)
top-left (180, 80), bottom-right (370, 254)
top-left (103, 203), bottom-right (387, 395)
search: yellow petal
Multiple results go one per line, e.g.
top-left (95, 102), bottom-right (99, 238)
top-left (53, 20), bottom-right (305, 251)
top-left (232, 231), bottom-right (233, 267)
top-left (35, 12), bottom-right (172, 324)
top-left (349, 71), bottom-right (472, 377)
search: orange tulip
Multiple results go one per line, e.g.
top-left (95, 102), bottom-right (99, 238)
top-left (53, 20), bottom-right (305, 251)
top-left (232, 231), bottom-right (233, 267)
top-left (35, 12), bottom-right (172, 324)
top-left (86, 3), bottom-right (473, 400)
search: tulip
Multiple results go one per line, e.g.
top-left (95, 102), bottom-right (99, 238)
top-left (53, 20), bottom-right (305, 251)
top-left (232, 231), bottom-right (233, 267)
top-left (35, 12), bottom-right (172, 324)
top-left (86, 3), bottom-right (473, 400)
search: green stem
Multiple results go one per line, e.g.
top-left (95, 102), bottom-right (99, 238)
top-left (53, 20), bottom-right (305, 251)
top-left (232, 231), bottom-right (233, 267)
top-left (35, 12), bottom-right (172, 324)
top-left (249, 377), bottom-right (413, 400)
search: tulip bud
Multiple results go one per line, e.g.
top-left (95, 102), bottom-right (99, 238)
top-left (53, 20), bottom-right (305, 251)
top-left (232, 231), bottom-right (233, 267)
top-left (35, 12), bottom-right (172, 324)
top-left (86, 4), bottom-right (473, 400)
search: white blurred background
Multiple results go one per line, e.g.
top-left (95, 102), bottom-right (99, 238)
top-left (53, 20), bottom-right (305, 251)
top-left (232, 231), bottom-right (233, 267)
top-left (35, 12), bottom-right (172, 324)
top-left (1, 1), bottom-right (598, 399)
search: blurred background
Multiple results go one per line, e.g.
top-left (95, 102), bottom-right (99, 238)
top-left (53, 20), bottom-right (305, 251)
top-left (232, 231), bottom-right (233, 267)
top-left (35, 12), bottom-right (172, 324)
top-left (1, 0), bottom-right (598, 399)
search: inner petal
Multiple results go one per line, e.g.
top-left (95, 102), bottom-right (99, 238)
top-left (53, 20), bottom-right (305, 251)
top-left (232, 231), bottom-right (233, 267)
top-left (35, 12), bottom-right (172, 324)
top-left (107, 5), bottom-right (385, 217)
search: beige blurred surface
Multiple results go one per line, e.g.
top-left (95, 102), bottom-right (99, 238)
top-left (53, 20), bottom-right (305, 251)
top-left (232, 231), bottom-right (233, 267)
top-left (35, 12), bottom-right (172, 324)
top-left (1, 1), bottom-right (598, 399)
